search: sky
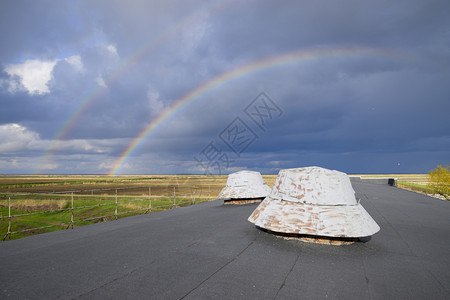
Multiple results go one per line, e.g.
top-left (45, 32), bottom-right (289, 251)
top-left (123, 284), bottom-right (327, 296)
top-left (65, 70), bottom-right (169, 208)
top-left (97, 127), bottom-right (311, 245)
top-left (0, 0), bottom-right (449, 175)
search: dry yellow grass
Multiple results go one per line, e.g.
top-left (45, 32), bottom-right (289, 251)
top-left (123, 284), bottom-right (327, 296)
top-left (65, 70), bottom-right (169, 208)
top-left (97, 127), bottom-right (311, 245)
top-left (350, 174), bottom-right (429, 185)
top-left (11, 199), bottom-right (68, 211)
top-left (262, 175), bottom-right (278, 187)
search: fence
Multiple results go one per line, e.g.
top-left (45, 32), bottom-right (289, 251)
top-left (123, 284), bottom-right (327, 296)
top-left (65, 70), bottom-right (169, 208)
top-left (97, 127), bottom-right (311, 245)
top-left (0, 183), bottom-right (222, 241)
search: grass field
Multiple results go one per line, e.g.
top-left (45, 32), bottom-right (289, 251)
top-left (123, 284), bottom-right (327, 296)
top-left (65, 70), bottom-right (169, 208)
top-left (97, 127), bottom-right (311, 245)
top-left (350, 174), bottom-right (433, 194)
top-left (0, 175), bottom-right (233, 240)
top-left (0, 173), bottom-right (437, 241)
top-left (351, 174), bottom-right (429, 184)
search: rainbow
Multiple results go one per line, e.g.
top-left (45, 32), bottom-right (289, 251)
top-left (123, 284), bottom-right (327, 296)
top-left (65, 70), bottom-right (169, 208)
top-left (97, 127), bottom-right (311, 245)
top-left (35, 0), bottom-right (232, 174)
top-left (108, 46), bottom-right (409, 175)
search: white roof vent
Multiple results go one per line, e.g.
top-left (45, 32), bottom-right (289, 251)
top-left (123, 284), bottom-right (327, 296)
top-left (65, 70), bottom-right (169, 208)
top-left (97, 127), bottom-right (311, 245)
top-left (248, 166), bottom-right (380, 242)
top-left (217, 170), bottom-right (271, 204)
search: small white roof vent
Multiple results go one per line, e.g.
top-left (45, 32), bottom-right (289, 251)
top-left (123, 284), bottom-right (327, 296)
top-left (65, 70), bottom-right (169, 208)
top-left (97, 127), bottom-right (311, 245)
top-left (217, 170), bottom-right (271, 204)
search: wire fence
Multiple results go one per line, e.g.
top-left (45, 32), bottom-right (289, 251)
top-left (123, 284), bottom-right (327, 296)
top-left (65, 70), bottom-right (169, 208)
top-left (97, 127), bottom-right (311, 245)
top-left (0, 183), bottom-right (223, 241)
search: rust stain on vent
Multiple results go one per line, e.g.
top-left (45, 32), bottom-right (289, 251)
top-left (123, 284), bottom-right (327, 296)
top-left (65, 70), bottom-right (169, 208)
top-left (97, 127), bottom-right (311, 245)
top-left (248, 166), bottom-right (380, 242)
top-left (225, 198), bottom-right (265, 205)
top-left (258, 227), bottom-right (358, 245)
top-left (217, 171), bottom-right (271, 205)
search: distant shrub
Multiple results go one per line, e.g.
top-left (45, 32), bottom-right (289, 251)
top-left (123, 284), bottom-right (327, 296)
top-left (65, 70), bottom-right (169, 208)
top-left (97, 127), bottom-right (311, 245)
top-left (428, 165), bottom-right (450, 199)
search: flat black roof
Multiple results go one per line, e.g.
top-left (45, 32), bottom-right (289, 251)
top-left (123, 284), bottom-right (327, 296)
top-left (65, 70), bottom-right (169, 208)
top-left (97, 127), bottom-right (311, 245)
top-left (1, 182), bottom-right (449, 299)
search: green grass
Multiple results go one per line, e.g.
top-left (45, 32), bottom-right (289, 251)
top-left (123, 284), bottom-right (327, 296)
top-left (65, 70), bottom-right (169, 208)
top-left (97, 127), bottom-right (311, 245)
top-left (0, 175), bottom-right (225, 240)
top-left (397, 181), bottom-right (434, 194)
top-left (0, 194), bottom-right (213, 240)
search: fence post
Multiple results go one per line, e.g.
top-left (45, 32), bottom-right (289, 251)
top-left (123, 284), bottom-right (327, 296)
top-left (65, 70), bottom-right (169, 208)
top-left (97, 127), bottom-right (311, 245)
top-left (114, 189), bottom-right (118, 220)
top-left (173, 186), bottom-right (176, 208)
top-left (208, 184), bottom-right (211, 199)
top-left (3, 197), bottom-right (12, 241)
top-left (146, 187), bottom-right (152, 213)
top-left (67, 192), bottom-right (74, 229)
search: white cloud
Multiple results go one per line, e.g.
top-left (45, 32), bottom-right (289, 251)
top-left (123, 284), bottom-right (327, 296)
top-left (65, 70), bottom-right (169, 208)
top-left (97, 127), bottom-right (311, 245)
top-left (64, 55), bottom-right (83, 72)
top-left (1, 76), bottom-right (19, 94)
top-left (147, 87), bottom-right (165, 116)
top-left (182, 20), bottom-right (207, 48)
top-left (96, 76), bottom-right (107, 87)
top-left (0, 123), bottom-right (43, 153)
top-left (106, 44), bottom-right (119, 56)
top-left (180, 12), bottom-right (210, 59)
top-left (5, 59), bottom-right (58, 95)
top-left (3, 55), bottom-right (84, 95)
top-left (38, 162), bottom-right (59, 170)
top-left (50, 139), bottom-right (106, 153)
top-left (0, 157), bottom-right (45, 172)
top-left (46, 137), bottom-right (128, 155)
top-left (0, 123), bottom-right (118, 155)
top-left (98, 160), bottom-right (131, 170)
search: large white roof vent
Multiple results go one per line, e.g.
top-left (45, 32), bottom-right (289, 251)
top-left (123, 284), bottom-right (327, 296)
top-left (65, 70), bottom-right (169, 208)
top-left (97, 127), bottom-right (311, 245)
top-left (248, 166), bottom-right (380, 243)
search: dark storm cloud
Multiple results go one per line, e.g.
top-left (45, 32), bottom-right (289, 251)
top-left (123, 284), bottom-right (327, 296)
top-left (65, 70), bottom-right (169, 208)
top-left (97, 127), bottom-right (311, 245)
top-left (0, 1), bottom-right (98, 62)
top-left (210, 0), bottom-right (450, 54)
top-left (0, 0), bottom-right (449, 174)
